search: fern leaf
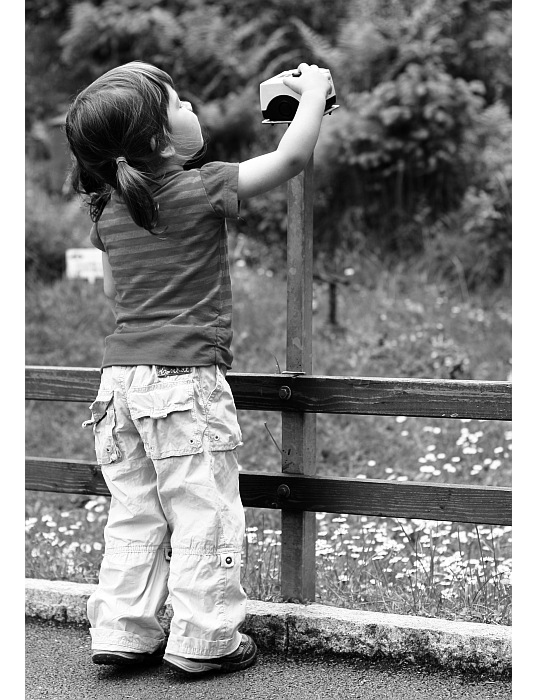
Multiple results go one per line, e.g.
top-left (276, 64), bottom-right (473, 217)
top-left (291, 17), bottom-right (344, 68)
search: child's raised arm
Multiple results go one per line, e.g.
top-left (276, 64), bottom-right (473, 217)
top-left (237, 63), bottom-right (331, 200)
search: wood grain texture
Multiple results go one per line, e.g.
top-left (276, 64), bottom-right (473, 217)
top-left (26, 457), bottom-right (108, 497)
top-left (281, 159), bottom-right (316, 600)
top-left (25, 366), bottom-right (101, 402)
top-left (230, 373), bottom-right (512, 420)
top-left (26, 367), bottom-right (512, 420)
top-left (26, 459), bottom-right (511, 526)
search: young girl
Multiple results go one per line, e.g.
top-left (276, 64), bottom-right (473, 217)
top-left (66, 60), bottom-right (330, 677)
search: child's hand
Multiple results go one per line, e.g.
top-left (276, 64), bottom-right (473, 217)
top-left (282, 63), bottom-right (331, 99)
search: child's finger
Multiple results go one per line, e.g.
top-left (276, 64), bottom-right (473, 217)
top-left (291, 62), bottom-right (315, 77)
top-left (282, 65), bottom-right (330, 97)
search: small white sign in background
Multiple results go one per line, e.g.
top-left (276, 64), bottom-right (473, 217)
top-left (65, 248), bottom-right (103, 283)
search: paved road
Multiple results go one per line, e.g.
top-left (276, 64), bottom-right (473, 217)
top-left (26, 619), bottom-right (511, 700)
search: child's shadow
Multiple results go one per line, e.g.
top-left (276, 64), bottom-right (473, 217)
top-left (96, 661), bottom-right (163, 682)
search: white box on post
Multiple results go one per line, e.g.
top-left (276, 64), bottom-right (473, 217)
top-left (259, 68), bottom-right (338, 124)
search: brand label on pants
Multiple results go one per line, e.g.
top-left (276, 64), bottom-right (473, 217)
top-left (156, 366), bottom-right (193, 378)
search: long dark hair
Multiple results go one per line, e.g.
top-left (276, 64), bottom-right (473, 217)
top-left (65, 62), bottom-right (177, 233)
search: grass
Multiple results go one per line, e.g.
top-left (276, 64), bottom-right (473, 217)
top-left (25, 245), bottom-right (512, 625)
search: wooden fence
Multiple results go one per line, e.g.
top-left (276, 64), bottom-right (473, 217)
top-left (25, 159), bottom-right (512, 601)
top-left (25, 365), bottom-right (511, 599)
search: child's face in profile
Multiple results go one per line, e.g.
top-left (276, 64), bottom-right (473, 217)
top-left (166, 85), bottom-right (203, 161)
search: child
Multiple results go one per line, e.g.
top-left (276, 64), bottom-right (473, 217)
top-left (66, 60), bottom-right (330, 677)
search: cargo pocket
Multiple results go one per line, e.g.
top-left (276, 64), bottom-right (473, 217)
top-left (82, 390), bottom-right (120, 465)
top-left (128, 376), bottom-right (203, 458)
top-left (206, 367), bottom-right (243, 452)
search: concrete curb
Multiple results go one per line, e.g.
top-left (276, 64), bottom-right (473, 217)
top-left (25, 578), bottom-right (511, 675)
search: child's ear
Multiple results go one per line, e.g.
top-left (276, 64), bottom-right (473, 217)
top-left (159, 144), bottom-right (175, 158)
top-left (151, 135), bottom-right (175, 158)
top-left (150, 135), bottom-right (174, 157)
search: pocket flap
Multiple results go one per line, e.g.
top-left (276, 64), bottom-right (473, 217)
top-left (129, 381), bottom-right (194, 420)
top-left (88, 390), bottom-right (114, 424)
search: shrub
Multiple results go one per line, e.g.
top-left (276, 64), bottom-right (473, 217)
top-left (421, 101), bottom-right (511, 288)
top-left (314, 61), bottom-right (486, 242)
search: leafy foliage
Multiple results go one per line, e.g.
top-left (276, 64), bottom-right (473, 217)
top-left (59, 1), bottom-right (182, 82)
top-left (295, 0), bottom-right (511, 284)
top-left (314, 62), bottom-right (486, 240)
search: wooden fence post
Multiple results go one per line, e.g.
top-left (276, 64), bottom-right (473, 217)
top-left (281, 155), bottom-right (317, 601)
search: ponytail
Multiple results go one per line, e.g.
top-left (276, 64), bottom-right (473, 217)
top-left (114, 157), bottom-right (160, 233)
top-left (67, 152), bottom-right (161, 234)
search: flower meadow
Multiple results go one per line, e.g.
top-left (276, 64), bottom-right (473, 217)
top-left (26, 476), bottom-right (511, 625)
top-left (26, 256), bottom-right (511, 625)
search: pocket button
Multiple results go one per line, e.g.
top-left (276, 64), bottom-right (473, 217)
top-left (220, 553), bottom-right (235, 568)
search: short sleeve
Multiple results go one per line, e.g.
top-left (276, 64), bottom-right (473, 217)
top-left (90, 222), bottom-right (105, 252)
top-left (199, 162), bottom-right (239, 219)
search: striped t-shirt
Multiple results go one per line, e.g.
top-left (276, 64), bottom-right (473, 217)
top-left (90, 158), bottom-right (239, 369)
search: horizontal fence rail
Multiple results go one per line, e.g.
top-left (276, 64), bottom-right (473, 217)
top-left (26, 366), bottom-right (512, 421)
top-left (25, 366), bottom-right (512, 527)
top-left (26, 457), bottom-right (511, 526)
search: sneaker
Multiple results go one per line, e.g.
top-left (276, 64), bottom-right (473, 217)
top-left (163, 634), bottom-right (258, 676)
top-left (92, 644), bottom-right (165, 666)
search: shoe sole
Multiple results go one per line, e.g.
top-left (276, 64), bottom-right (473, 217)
top-left (92, 652), bottom-right (164, 666)
top-left (163, 653), bottom-right (257, 677)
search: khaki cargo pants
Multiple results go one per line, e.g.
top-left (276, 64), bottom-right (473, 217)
top-left (83, 364), bottom-right (246, 659)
